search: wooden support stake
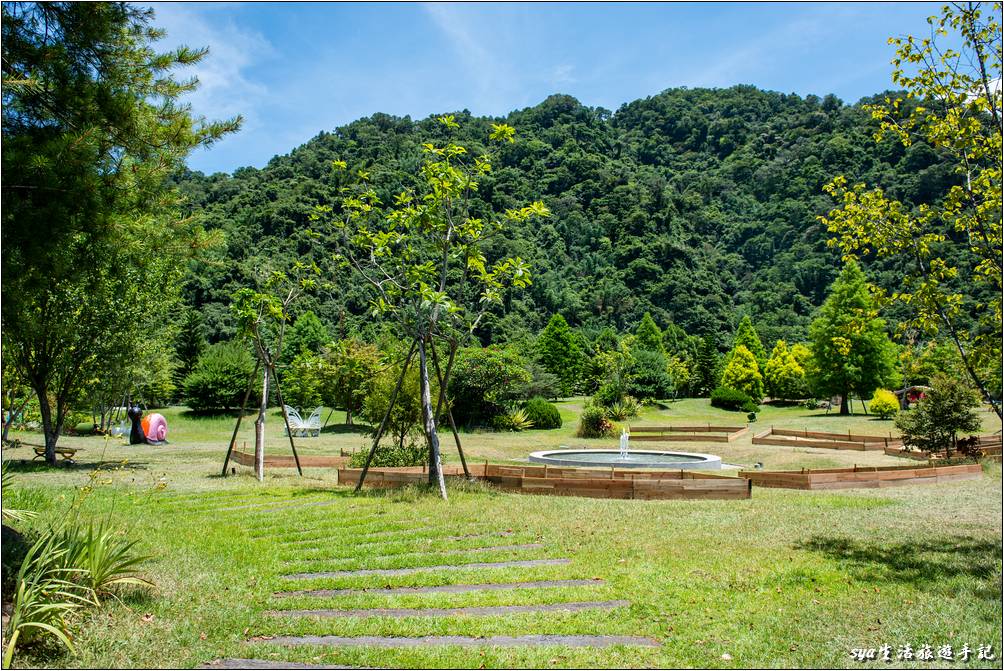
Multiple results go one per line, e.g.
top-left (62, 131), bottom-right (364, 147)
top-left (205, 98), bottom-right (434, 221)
top-left (222, 360), bottom-right (262, 477)
top-left (355, 339), bottom-right (418, 493)
top-left (270, 365), bottom-right (303, 476)
top-left (431, 337), bottom-right (469, 478)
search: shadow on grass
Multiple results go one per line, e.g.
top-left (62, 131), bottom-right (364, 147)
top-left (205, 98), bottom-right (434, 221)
top-left (2, 458), bottom-right (150, 472)
top-left (320, 422), bottom-right (374, 435)
top-left (796, 535), bottom-right (1002, 599)
top-left (179, 409), bottom-right (249, 420)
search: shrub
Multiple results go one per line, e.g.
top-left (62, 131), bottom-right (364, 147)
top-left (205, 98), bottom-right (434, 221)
top-left (182, 341), bottom-right (257, 412)
top-left (710, 386), bottom-right (754, 411)
top-left (449, 347), bottom-right (531, 428)
top-left (348, 438), bottom-right (425, 468)
top-left (895, 374), bottom-right (982, 455)
top-left (490, 405), bottom-right (534, 432)
top-left (624, 349), bottom-right (674, 401)
top-left (524, 397), bottom-right (562, 429)
top-left (594, 380), bottom-right (626, 408)
top-left (605, 396), bottom-right (640, 421)
top-left (576, 402), bottom-right (615, 438)
top-left (869, 388), bottom-right (900, 419)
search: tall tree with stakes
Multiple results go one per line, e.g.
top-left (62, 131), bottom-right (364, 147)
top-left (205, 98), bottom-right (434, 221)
top-left (821, 2), bottom-right (1002, 419)
top-left (223, 261), bottom-right (319, 481)
top-left (318, 116), bottom-right (549, 499)
top-left (1, 2), bottom-right (240, 464)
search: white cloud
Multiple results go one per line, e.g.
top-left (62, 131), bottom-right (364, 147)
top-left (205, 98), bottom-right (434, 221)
top-left (146, 3), bottom-right (273, 130)
top-left (420, 3), bottom-right (519, 114)
top-left (550, 64), bottom-right (576, 86)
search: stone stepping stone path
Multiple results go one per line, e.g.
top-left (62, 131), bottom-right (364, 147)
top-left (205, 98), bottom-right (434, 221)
top-left (255, 634), bottom-right (660, 648)
top-left (199, 658), bottom-right (361, 669)
top-left (274, 578), bottom-right (604, 599)
top-left (283, 558), bottom-right (572, 579)
top-left (268, 599), bottom-right (630, 619)
top-left (206, 497), bottom-right (658, 668)
top-left (287, 543), bottom-right (545, 565)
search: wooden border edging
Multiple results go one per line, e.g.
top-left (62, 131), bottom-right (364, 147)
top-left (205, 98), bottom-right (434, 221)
top-left (337, 464), bottom-right (751, 501)
top-left (739, 462), bottom-right (981, 490)
top-left (752, 426), bottom-right (902, 451)
top-left (629, 424), bottom-right (749, 443)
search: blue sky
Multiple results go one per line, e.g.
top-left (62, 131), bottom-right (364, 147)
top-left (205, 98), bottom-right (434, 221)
top-left (146, 2), bottom-right (945, 175)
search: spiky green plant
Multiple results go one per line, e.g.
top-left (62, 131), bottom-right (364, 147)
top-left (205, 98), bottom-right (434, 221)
top-left (53, 520), bottom-right (153, 602)
top-left (2, 534), bottom-right (94, 668)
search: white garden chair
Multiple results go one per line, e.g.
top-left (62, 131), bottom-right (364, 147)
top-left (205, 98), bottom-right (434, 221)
top-left (283, 405), bottom-right (306, 437)
top-left (303, 407), bottom-right (323, 437)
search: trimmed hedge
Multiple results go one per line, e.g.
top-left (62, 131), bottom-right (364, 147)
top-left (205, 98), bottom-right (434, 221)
top-left (710, 386), bottom-right (758, 412)
top-left (524, 397), bottom-right (562, 429)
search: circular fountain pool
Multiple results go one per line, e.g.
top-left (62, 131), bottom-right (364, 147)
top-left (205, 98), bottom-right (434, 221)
top-left (528, 449), bottom-right (722, 470)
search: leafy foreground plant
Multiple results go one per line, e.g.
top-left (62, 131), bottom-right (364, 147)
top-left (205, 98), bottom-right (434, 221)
top-left (52, 520), bottom-right (153, 603)
top-left (3, 534), bottom-right (95, 668)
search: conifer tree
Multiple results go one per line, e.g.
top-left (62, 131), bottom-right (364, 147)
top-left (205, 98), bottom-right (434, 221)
top-left (537, 314), bottom-right (581, 397)
top-left (634, 312), bottom-right (665, 354)
top-left (807, 261), bottom-right (899, 414)
top-left (720, 344), bottom-right (764, 402)
top-left (695, 334), bottom-right (720, 397)
top-left (763, 340), bottom-right (808, 401)
top-left (733, 315), bottom-right (767, 370)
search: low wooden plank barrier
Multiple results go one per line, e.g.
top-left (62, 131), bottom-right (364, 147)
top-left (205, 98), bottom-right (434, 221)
top-left (752, 426), bottom-right (902, 451)
top-left (337, 463), bottom-right (752, 501)
top-left (229, 449), bottom-right (350, 469)
top-left (629, 424), bottom-right (748, 443)
top-left (739, 462), bottom-right (981, 490)
top-left (884, 435), bottom-right (1002, 463)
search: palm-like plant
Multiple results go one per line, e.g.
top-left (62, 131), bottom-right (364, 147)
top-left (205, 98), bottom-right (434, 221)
top-left (2, 535), bottom-right (95, 668)
top-left (53, 520), bottom-right (153, 602)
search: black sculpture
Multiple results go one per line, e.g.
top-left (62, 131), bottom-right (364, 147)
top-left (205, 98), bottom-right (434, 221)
top-left (127, 403), bottom-right (145, 445)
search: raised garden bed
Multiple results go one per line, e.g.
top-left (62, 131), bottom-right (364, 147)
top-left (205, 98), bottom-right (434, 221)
top-left (337, 463), bottom-right (752, 500)
top-left (628, 424), bottom-right (748, 443)
top-left (738, 462), bottom-right (981, 490)
top-left (752, 426), bottom-right (902, 451)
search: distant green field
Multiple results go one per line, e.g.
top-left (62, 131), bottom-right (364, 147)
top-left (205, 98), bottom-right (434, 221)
top-left (2, 400), bottom-right (1001, 668)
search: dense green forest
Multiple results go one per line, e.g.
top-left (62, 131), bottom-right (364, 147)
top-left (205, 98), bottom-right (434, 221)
top-left (174, 85), bottom-right (987, 353)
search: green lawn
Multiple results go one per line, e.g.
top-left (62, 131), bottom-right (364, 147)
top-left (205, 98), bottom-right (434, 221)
top-left (2, 400), bottom-right (1001, 668)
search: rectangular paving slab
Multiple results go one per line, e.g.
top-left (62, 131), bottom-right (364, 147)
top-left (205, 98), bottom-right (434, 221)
top-left (256, 634), bottom-right (660, 648)
top-left (282, 558), bottom-right (571, 579)
top-left (288, 543), bottom-right (546, 565)
top-left (269, 600), bottom-right (630, 618)
top-left (274, 578), bottom-right (605, 598)
top-left (199, 659), bottom-right (361, 669)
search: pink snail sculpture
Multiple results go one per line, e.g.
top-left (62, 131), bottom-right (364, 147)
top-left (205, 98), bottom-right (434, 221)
top-left (140, 413), bottom-right (168, 444)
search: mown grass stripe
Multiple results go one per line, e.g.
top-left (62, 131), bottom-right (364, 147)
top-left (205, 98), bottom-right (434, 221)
top-left (282, 558), bottom-right (571, 579)
top-left (268, 599), bottom-right (630, 618)
top-left (257, 634), bottom-right (661, 648)
top-left (273, 578), bottom-right (604, 598)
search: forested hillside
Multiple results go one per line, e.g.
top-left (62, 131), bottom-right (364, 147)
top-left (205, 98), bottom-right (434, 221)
top-left (175, 85), bottom-right (983, 349)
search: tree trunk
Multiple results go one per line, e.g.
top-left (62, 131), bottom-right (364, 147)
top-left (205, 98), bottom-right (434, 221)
top-left (36, 391), bottom-right (61, 466)
top-left (839, 392), bottom-right (849, 415)
top-left (254, 367), bottom-right (269, 481)
top-left (418, 338), bottom-right (447, 500)
top-left (346, 409), bottom-right (353, 426)
top-left (2, 398), bottom-right (29, 443)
